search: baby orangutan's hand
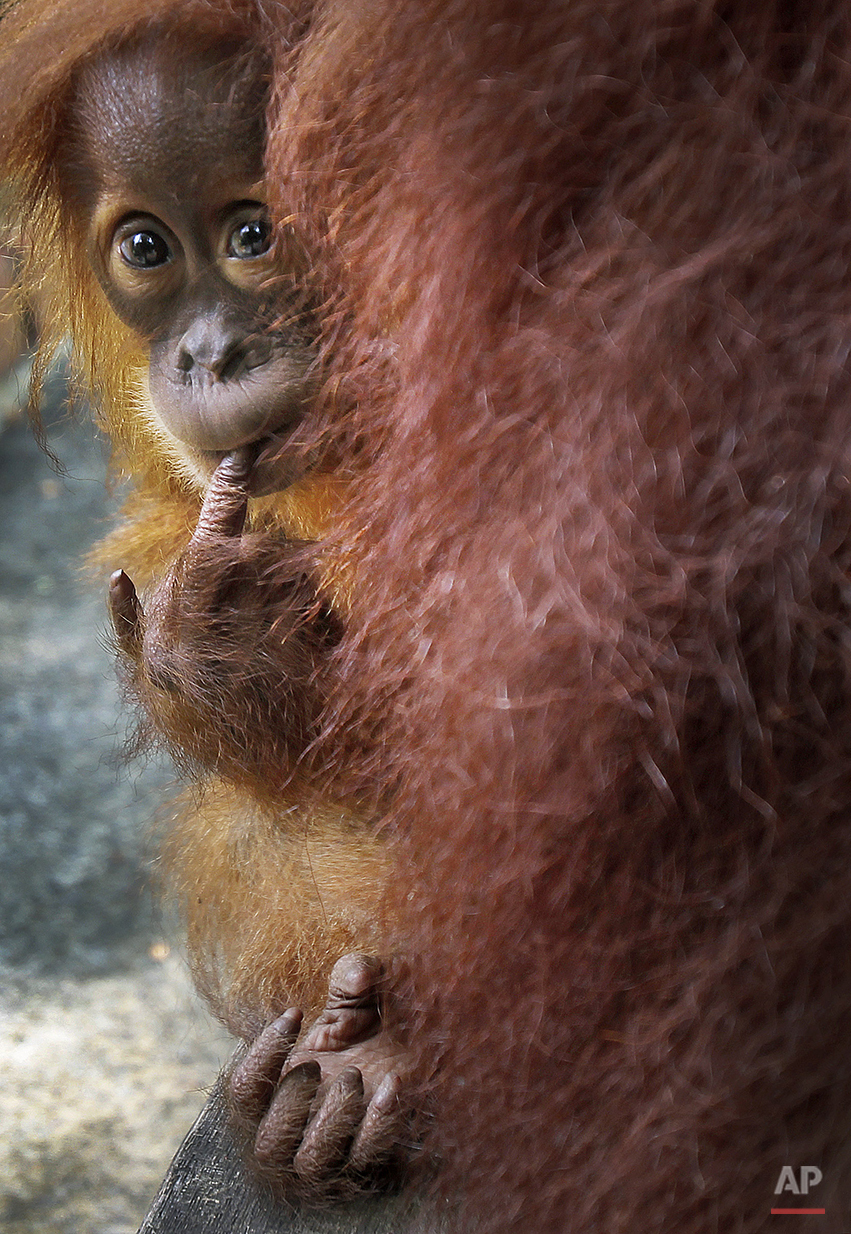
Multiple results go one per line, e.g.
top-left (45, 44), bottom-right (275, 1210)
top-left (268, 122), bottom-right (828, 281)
top-left (108, 448), bottom-right (334, 789)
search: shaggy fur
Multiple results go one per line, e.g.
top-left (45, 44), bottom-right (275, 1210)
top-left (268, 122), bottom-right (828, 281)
top-left (4, 0), bottom-right (851, 1229)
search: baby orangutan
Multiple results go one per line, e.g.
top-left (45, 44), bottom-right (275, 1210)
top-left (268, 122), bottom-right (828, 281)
top-left (58, 30), bottom-right (408, 1202)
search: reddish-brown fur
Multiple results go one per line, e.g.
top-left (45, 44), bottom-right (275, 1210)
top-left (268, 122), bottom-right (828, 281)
top-left (4, 0), bottom-right (851, 1229)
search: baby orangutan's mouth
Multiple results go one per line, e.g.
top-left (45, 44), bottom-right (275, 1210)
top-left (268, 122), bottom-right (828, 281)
top-left (201, 420), bottom-right (314, 497)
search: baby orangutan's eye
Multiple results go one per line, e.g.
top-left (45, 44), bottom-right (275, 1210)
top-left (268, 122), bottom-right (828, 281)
top-left (228, 215), bottom-right (271, 259)
top-left (118, 229), bottom-right (172, 268)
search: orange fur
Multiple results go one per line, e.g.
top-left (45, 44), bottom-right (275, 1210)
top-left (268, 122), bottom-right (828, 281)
top-left (162, 783), bottom-right (388, 1033)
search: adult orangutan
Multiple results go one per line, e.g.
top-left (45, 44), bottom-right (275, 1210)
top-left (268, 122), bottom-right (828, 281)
top-left (3, 1), bottom-right (851, 1231)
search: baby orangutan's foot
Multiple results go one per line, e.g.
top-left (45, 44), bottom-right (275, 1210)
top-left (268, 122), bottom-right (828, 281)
top-left (228, 954), bottom-right (412, 1203)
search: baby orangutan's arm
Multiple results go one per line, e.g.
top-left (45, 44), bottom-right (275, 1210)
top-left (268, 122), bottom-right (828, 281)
top-left (108, 449), bottom-right (335, 790)
top-left (229, 954), bottom-right (413, 1202)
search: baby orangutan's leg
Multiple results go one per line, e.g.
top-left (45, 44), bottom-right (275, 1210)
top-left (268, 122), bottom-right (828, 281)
top-left (228, 954), bottom-right (412, 1202)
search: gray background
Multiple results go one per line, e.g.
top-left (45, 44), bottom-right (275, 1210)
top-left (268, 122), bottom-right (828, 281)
top-left (0, 366), bottom-right (230, 1234)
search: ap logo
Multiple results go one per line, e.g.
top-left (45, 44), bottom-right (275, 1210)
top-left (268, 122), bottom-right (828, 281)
top-left (774, 1166), bottom-right (823, 1196)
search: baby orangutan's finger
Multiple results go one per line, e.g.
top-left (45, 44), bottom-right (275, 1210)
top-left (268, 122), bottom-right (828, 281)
top-left (229, 1009), bottom-right (303, 1123)
top-left (189, 446), bottom-right (257, 548)
top-left (254, 1060), bottom-right (322, 1171)
top-left (108, 569), bottom-right (143, 657)
top-left (293, 1065), bottom-right (366, 1187)
top-left (347, 1071), bottom-right (407, 1175)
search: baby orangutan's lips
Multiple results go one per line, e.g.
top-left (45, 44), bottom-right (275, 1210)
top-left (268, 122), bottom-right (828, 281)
top-left (198, 418), bottom-right (314, 497)
top-left (198, 417), bottom-right (312, 493)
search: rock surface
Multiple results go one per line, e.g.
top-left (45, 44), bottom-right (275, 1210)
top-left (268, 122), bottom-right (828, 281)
top-left (0, 368), bottom-right (231, 1234)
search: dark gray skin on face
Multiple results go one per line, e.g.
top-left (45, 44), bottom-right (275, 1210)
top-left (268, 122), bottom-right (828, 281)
top-left (70, 39), bottom-right (316, 493)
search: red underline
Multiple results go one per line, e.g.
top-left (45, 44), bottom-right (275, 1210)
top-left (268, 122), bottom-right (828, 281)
top-left (771, 1209), bottom-right (826, 1216)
